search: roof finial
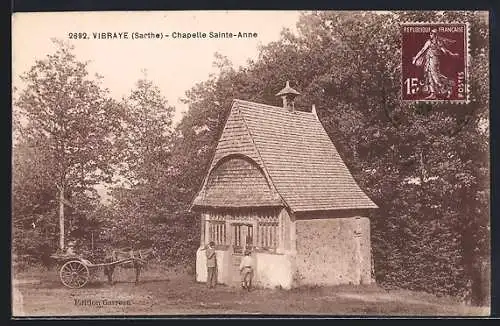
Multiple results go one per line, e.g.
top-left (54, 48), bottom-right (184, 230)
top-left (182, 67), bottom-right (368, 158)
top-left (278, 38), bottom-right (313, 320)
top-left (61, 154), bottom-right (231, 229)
top-left (276, 81), bottom-right (300, 111)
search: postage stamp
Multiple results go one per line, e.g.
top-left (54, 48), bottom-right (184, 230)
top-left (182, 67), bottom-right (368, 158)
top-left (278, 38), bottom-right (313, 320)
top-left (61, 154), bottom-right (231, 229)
top-left (401, 23), bottom-right (470, 103)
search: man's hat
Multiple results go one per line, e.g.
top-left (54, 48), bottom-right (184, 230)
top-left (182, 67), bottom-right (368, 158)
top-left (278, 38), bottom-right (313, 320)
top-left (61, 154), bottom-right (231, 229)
top-left (209, 241), bottom-right (215, 246)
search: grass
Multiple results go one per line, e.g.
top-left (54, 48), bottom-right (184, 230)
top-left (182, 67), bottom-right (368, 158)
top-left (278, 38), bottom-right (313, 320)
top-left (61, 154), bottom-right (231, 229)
top-left (12, 263), bottom-right (490, 317)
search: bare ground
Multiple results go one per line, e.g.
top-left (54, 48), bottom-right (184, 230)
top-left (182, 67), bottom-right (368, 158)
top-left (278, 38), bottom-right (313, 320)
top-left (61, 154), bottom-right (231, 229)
top-left (11, 264), bottom-right (490, 317)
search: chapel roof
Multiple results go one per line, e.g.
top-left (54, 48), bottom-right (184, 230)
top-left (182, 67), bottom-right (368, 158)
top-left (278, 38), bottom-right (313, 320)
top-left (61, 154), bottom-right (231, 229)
top-left (192, 99), bottom-right (378, 212)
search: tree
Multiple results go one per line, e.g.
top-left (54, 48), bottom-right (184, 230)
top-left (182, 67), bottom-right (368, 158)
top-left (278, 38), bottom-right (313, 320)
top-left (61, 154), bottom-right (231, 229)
top-left (14, 39), bottom-right (122, 250)
top-left (104, 75), bottom-right (186, 263)
top-left (115, 73), bottom-right (175, 185)
top-left (12, 136), bottom-right (60, 264)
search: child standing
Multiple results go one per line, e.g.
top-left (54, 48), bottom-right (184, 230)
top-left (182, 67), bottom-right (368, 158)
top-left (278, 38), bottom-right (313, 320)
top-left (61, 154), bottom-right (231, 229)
top-left (239, 250), bottom-right (254, 291)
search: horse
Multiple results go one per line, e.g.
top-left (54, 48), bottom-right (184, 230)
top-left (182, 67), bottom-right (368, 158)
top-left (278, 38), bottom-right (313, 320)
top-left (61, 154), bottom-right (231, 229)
top-left (103, 247), bottom-right (158, 285)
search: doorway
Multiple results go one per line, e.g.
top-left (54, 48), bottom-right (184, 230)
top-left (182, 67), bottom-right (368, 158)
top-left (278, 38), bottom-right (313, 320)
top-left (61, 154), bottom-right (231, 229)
top-left (232, 223), bottom-right (253, 254)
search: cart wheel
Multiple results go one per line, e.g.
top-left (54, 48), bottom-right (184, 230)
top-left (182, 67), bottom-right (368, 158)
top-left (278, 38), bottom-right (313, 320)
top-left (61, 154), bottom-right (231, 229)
top-left (60, 260), bottom-right (90, 288)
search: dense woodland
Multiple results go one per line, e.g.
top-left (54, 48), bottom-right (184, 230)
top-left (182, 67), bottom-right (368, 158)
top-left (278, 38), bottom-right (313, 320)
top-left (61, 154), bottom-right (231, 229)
top-left (12, 11), bottom-right (489, 304)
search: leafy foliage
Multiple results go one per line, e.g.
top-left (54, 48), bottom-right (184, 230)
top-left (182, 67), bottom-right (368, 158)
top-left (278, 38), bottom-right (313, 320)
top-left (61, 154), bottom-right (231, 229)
top-left (13, 39), bottom-right (123, 255)
top-left (100, 76), bottom-right (198, 267)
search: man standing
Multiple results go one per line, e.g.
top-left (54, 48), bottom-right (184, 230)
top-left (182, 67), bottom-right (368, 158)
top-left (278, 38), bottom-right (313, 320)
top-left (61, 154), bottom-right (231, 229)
top-left (206, 241), bottom-right (217, 289)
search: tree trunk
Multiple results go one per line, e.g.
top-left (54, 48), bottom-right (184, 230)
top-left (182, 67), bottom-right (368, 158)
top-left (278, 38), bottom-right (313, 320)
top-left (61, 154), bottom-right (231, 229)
top-left (59, 185), bottom-right (65, 250)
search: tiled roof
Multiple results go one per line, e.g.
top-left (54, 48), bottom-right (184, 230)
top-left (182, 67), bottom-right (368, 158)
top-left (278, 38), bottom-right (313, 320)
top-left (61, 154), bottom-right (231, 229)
top-left (192, 156), bottom-right (282, 208)
top-left (192, 99), bottom-right (378, 212)
top-left (237, 100), bottom-right (377, 211)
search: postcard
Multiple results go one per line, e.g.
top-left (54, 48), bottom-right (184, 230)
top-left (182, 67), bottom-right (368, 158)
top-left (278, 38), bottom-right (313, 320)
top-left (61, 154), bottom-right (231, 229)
top-left (11, 10), bottom-right (490, 317)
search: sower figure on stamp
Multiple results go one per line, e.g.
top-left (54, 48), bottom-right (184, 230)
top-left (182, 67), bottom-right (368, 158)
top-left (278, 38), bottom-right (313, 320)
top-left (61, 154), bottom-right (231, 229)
top-left (412, 28), bottom-right (459, 100)
top-left (205, 241), bottom-right (217, 289)
top-left (239, 250), bottom-right (254, 291)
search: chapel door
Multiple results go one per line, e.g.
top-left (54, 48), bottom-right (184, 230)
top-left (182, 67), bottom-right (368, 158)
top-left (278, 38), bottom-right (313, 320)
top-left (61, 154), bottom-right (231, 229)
top-left (232, 223), bottom-right (253, 254)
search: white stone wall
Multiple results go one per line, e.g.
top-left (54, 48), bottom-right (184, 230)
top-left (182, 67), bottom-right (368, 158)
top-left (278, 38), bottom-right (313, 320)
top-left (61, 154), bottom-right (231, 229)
top-left (196, 247), bottom-right (295, 289)
top-left (195, 247), bottom-right (231, 284)
top-left (295, 216), bottom-right (372, 286)
top-left (254, 252), bottom-right (294, 289)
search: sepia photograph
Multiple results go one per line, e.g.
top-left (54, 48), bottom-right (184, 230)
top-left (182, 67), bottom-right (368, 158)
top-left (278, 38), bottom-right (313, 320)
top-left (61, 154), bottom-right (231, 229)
top-left (11, 10), bottom-right (490, 317)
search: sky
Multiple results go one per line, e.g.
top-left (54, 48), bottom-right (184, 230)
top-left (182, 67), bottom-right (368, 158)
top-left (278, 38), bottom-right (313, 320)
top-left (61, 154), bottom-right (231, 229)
top-left (12, 11), bottom-right (302, 124)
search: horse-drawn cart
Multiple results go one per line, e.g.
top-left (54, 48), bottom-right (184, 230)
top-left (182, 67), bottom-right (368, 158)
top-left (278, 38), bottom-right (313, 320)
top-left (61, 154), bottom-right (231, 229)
top-left (50, 252), bottom-right (147, 289)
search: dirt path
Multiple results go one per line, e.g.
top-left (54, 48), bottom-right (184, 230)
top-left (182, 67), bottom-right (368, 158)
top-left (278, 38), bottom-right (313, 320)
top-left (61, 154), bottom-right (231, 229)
top-left (11, 268), bottom-right (490, 317)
